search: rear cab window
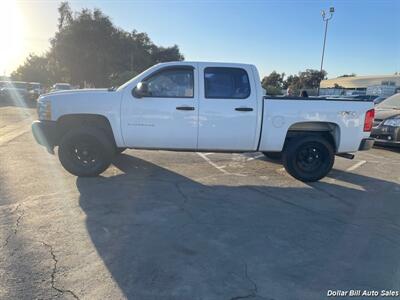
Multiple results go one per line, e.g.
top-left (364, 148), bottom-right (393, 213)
top-left (204, 67), bottom-right (250, 99)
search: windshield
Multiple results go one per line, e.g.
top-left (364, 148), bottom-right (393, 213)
top-left (377, 93), bottom-right (400, 109)
top-left (116, 68), bottom-right (151, 91)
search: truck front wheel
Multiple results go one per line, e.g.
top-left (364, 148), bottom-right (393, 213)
top-left (58, 127), bottom-right (115, 177)
top-left (282, 136), bottom-right (334, 182)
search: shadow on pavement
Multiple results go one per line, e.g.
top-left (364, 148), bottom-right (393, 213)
top-left (77, 154), bottom-right (400, 300)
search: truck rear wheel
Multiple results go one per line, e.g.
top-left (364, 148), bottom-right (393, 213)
top-left (58, 127), bottom-right (115, 177)
top-left (282, 136), bottom-right (334, 182)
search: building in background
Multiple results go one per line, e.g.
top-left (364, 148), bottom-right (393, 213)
top-left (320, 75), bottom-right (400, 97)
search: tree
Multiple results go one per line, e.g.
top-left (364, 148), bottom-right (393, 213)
top-left (338, 73), bottom-right (356, 77)
top-left (261, 71), bottom-right (285, 89)
top-left (283, 74), bottom-right (300, 89)
top-left (281, 69), bottom-right (326, 94)
top-left (51, 8), bottom-right (120, 86)
top-left (297, 69), bottom-right (327, 89)
top-left (12, 2), bottom-right (185, 87)
top-left (333, 83), bottom-right (345, 89)
top-left (109, 70), bottom-right (138, 87)
top-left (11, 54), bottom-right (51, 84)
top-left (261, 71), bottom-right (285, 95)
top-left (58, 1), bottom-right (73, 30)
top-left (151, 45), bottom-right (184, 64)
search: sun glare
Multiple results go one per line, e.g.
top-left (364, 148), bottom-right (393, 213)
top-left (0, 0), bottom-right (24, 75)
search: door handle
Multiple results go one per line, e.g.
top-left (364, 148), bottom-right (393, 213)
top-left (176, 106), bottom-right (195, 111)
top-left (235, 107), bottom-right (253, 112)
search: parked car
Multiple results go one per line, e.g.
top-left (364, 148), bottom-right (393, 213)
top-left (28, 82), bottom-right (43, 101)
top-left (51, 83), bottom-right (72, 92)
top-left (32, 61), bottom-right (375, 182)
top-left (371, 93), bottom-right (400, 147)
top-left (373, 96), bottom-right (387, 106)
top-left (0, 81), bottom-right (29, 101)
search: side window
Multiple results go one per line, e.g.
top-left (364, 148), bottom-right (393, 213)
top-left (145, 68), bottom-right (194, 98)
top-left (204, 67), bottom-right (250, 99)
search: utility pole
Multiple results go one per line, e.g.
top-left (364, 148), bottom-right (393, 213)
top-left (318, 7), bottom-right (334, 96)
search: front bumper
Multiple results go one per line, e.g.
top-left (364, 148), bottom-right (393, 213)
top-left (31, 120), bottom-right (60, 153)
top-left (358, 138), bottom-right (375, 151)
top-left (371, 125), bottom-right (400, 148)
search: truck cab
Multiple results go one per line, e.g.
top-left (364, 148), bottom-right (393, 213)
top-left (119, 62), bottom-right (262, 151)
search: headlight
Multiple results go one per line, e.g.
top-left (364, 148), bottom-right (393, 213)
top-left (37, 99), bottom-right (52, 120)
top-left (383, 118), bottom-right (400, 127)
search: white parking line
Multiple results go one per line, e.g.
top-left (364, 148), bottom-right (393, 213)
top-left (346, 160), bottom-right (367, 172)
top-left (197, 152), bottom-right (229, 174)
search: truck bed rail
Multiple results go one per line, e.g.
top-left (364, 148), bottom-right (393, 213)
top-left (264, 96), bottom-right (374, 102)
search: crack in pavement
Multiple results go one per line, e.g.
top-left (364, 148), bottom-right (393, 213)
top-left (41, 242), bottom-right (80, 300)
top-left (2, 204), bottom-right (24, 248)
top-left (174, 182), bottom-right (197, 222)
top-left (308, 182), bottom-right (353, 208)
top-left (249, 186), bottom-right (362, 229)
top-left (230, 263), bottom-right (261, 300)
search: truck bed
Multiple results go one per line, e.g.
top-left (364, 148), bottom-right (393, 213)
top-left (259, 96), bottom-right (374, 153)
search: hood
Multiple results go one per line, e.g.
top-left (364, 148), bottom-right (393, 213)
top-left (375, 108), bottom-right (400, 120)
top-left (38, 88), bottom-right (119, 105)
top-left (42, 88), bottom-right (111, 97)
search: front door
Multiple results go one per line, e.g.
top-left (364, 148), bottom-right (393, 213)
top-left (121, 64), bottom-right (198, 149)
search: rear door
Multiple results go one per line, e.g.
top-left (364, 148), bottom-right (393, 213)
top-left (197, 63), bottom-right (259, 151)
top-left (121, 64), bottom-right (199, 149)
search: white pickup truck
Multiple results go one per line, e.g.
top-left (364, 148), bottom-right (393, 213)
top-left (32, 61), bottom-right (375, 182)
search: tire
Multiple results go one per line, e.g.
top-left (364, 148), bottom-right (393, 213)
top-left (58, 127), bottom-right (115, 177)
top-left (282, 135), bottom-right (334, 182)
top-left (262, 151), bottom-right (282, 160)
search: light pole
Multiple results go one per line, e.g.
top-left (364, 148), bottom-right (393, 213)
top-left (318, 7), bottom-right (334, 95)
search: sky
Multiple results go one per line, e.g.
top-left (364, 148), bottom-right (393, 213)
top-left (1, 0), bottom-right (399, 79)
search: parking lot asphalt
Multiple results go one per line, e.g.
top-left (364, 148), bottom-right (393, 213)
top-left (1, 104), bottom-right (400, 300)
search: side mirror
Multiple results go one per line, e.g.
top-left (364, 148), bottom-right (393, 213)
top-left (133, 81), bottom-right (149, 98)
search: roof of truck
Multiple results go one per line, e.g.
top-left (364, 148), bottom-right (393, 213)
top-left (157, 61), bottom-right (255, 67)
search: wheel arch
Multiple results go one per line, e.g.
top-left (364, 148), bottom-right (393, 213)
top-left (284, 121), bottom-right (340, 152)
top-left (56, 113), bottom-right (118, 148)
